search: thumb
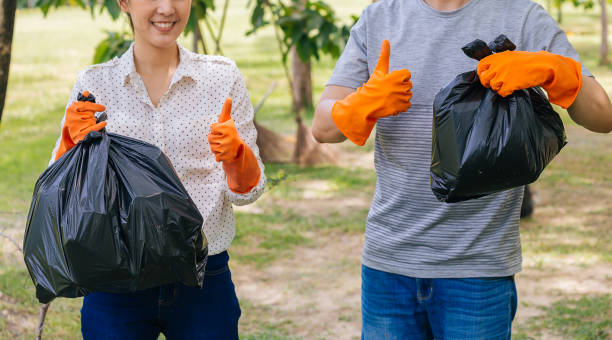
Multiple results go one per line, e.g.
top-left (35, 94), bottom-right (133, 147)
top-left (374, 40), bottom-right (390, 75)
top-left (218, 98), bottom-right (233, 123)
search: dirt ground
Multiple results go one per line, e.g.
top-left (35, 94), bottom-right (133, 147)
top-left (232, 223), bottom-right (612, 339)
top-left (233, 125), bottom-right (612, 339)
top-left (232, 218), bottom-right (611, 339)
top-left (234, 231), bottom-right (364, 339)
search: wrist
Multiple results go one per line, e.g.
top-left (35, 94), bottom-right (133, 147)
top-left (331, 98), bottom-right (377, 146)
top-left (543, 54), bottom-right (583, 108)
top-left (221, 144), bottom-right (261, 194)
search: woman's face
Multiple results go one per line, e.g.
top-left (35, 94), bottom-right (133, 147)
top-left (119, 0), bottom-right (192, 49)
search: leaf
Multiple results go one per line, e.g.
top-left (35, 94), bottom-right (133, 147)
top-left (296, 35), bottom-right (312, 62)
top-left (93, 31), bottom-right (132, 64)
top-left (304, 12), bottom-right (324, 32)
top-left (184, 5), bottom-right (198, 33)
top-left (316, 22), bottom-right (332, 48)
top-left (73, 0), bottom-right (86, 10)
top-left (93, 40), bottom-right (110, 64)
top-left (250, 1), bottom-right (267, 30)
top-left (37, 0), bottom-right (53, 16)
top-left (247, 0), bottom-right (356, 63)
top-left (103, 0), bottom-right (122, 20)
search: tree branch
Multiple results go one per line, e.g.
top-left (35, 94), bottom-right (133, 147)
top-left (215, 0), bottom-right (230, 54)
top-left (0, 229), bottom-right (22, 253)
top-left (35, 303), bottom-right (51, 340)
top-left (0, 229), bottom-right (53, 340)
top-left (273, 25), bottom-right (293, 97)
top-left (194, 22), bottom-right (208, 55)
top-left (254, 81), bottom-right (278, 116)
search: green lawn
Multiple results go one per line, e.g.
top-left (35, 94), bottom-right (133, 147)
top-left (1, 1), bottom-right (611, 339)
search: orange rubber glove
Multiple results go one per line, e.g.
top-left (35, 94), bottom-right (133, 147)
top-left (477, 51), bottom-right (583, 109)
top-left (331, 40), bottom-right (412, 146)
top-left (54, 91), bottom-right (107, 161)
top-left (208, 98), bottom-right (261, 194)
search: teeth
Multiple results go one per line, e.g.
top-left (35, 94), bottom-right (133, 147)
top-left (153, 22), bottom-right (173, 28)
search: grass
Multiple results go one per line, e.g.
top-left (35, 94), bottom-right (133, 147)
top-left (232, 163), bottom-right (374, 267)
top-left (1, 1), bottom-right (611, 339)
top-left (1, 3), bottom-right (371, 338)
top-left (514, 294), bottom-right (612, 340)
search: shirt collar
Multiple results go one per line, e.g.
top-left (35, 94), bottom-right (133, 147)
top-left (118, 42), bottom-right (198, 86)
top-left (173, 44), bottom-right (198, 83)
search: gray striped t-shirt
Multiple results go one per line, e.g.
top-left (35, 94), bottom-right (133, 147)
top-left (327, 0), bottom-right (592, 278)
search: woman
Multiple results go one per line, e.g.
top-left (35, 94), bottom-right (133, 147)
top-left (50, 0), bottom-right (266, 338)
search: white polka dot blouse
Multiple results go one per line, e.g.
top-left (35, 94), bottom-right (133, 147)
top-left (50, 43), bottom-right (266, 255)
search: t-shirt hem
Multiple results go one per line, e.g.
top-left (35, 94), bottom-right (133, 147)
top-left (362, 256), bottom-right (522, 278)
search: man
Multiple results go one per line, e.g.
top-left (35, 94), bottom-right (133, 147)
top-left (312, 0), bottom-right (612, 338)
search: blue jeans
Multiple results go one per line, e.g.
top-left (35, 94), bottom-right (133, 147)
top-left (361, 265), bottom-right (517, 340)
top-left (81, 251), bottom-right (240, 340)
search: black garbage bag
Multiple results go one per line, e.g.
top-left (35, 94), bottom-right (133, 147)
top-left (431, 35), bottom-right (567, 203)
top-left (23, 93), bottom-right (207, 303)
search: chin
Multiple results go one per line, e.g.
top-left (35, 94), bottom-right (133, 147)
top-left (144, 33), bottom-right (182, 49)
top-left (152, 38), bottom-right (180, 49)
top-left (134, 27), bottom-right (183, 49)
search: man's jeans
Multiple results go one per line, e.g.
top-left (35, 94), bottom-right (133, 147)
top-left (361, 265), bottom-right (517, 340)
top-left (81, 251), bottom-right (240, 340)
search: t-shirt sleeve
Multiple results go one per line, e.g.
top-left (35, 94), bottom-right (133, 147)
top-left (326, 9), bottom-right (370, 89)
top-left (521, 3), bottom-right (592, 77)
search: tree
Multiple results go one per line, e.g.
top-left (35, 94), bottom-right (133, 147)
top-left (185, 0), bottom-right (230, 55)
top-left (555, 0), bottom-right (564, 23)
top-left (600, 0), bottom-right (609, 65)
top-left (549, 0), bottom-right (610, 65)
top-left (569, 0), bottom-right (609, 65)
top-left (0, 0), bottom-right (17, 125)
top-left (248, 0), bottom-right (355, 164)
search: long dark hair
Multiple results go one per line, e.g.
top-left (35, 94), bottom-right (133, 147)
top-left (127, 13), bottom-right (134, 31)
top-left (119, 0), bottom-right (134, 32)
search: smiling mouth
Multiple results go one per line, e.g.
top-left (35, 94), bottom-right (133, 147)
top-left (152, 21), bottom-right (176, 30)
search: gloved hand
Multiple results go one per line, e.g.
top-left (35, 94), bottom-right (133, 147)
top-left (477, 50), bottom-right (583, 109)
top-left (54, 91), bottom-right (106, 161)
top-left (331, 40), bottom-right (412, 146)
top-left (208, 98), bottom-right (261, 194)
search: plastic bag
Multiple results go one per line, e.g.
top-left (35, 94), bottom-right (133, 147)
top-left (23, 94), bottom-right (207, 303)
top-left (430, 35), bottom-right (567, 203)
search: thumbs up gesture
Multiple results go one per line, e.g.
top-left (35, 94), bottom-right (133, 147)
top-left (208, 98), bottom-right (262, 194)
top-left (208, 98), bottom-right (243, 162)
top-left (366, 40), bottom-right (412, 117)
top-left (331, 40), bottom-right (412, 146)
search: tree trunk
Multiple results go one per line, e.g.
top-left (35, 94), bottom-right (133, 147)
top-left (291, 49), bottom-right (316, 165)
top-left (293, 119), bottom-right (337, 166)
top-left (601, 0), bottom-right (609, 65)
top-left (0, 0), bottom-right (17, 125)
top-left (557, 1), bottom-right (563, 23)
top-left (289, 0), bottom-right (315, 165)
top-left (255, 121), bottom-right (293, 163)
top-left (193, 26), bottom-right (199, 52)
top-left (192, 22), bottom-right (207, 55)
top-left (290, 46), bottom-right (312, 114)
